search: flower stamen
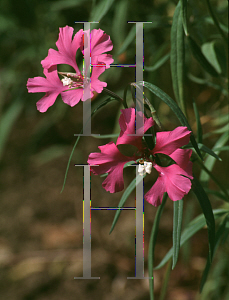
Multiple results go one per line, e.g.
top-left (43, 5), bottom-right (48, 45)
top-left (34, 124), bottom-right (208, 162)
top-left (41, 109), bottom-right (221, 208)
top-left (138, 160), bottom-right (152, 176)
top-left (61, 76), bottom-right (74, 87)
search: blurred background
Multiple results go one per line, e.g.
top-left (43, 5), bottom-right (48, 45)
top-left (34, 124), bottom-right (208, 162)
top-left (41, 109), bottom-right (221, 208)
top-left (0, 0), bottom-right (228, 299)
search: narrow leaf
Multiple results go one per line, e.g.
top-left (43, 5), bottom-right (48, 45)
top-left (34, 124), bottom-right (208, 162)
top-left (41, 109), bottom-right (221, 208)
top-left (0, 99), bottom-right (23, 159)
top-left (61, 132), bottom-right (82, 193)
top-left (188, 73), bottom-right (228, 95)
top-left (172, 199), bottom-right (184, 269)
top-left (136, 81), bottom-right (203, 160)
top-left (181, 0), bottom-right (188, 36)
top-left (154, 209), bottom-right (228, 270)
top-left (201, 41), bottom-right (223, 75)
top-left (90, 0), bottom-right (115, 25)
top-left (204, 188), bottom-right (228, 202)
top-left (144, 52), bottom-right (170, 72)
top-left (197, 143), bottom-right (221, 161)
top-left (196, 160), bottom-right (229, 202)
top-left (170, 2), bottom-right (186, 114)
top-left (51, 0), bottom-right (85, 11)
top-left (116, 26), bottom-right (136, 56)
top-left (188, 36), bottom-right (219, 77)
top-left (192, 98), bottom-right (203, 143)
top-left (205, 0), bottom-right (228, 44)
top-left (149, 194), bottom-right (167, 300)
top-left (112, 0), bottom-right (128, 47)
top-left (109, 174), bottom-right (144, 234)
top-left (200, 131), bottom-right (228, 183)
top-left (200, 214), bottom-right (229, 292)
top-left (192, 175), bottom-right (215, 262)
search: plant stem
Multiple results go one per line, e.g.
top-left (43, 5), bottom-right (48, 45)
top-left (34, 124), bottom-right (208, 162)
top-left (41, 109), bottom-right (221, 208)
top-left (148, 193), bottom-right (167, 300)
top-left (159, 259), bottom-right (172, 300)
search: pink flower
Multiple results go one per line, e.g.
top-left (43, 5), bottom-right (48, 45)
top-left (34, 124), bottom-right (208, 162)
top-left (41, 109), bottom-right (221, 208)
top-left (88, 108), bottom-right (193, 206)
top-left (27, 26), bottom-right (113, 112)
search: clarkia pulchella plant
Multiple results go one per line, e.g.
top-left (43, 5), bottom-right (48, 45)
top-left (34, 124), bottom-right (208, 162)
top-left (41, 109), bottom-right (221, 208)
top-left (27, 18), bottom-right (228, 299)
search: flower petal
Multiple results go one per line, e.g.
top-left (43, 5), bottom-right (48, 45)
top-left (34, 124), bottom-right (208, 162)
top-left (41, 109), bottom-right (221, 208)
top-left (36, 92), bottom-right (59, 113)
top-left (88, 142), bottom-right (133, 193)
top-left (27, 66), bottom-right (67, 112)
top-left (169, 148), bottom-right (191, 166)
top-left (152, 127), bottom-right (191, 156)
top-left (116, 108), bottom-right (154, 150)
top-left (145, 175), bottom-right (166, 207)
top-left (41, 26), bottom-right (83, 73)
top-left (145, 163), bottom-right (192, 206)
top-left (81, 29), bottom-right (114, 68)
top-left (91, 66), bottom-right (107, 93)
top-left (61, 88), bottom-right (84, 107)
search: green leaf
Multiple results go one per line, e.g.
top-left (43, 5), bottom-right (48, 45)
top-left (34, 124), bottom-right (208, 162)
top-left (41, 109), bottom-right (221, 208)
top-left (200, 214), bottom-right (229, 292)
top-left (116, 26), bottom-right (136, 56)
top-left (205, 16), bottom-right (228, 34)
top-left (181, 0), bottom-right (188, 36)
top-left (148, 194), bottom-right (167, 300)
top-left (112, 0), bottom-right (128, 47)
top-left (196, 160), bottom-right (229, 202)
top-left (0, 99), bottom-right (23, 160)
top-left (144, 52), bottom-right (170, 72)
top-left (192, 98), bottom-right (202, 143)
top-left (109, 174), bottom-right (144, 234)
top-left (197, 143), bottom-right (221, 161)
top-left (201, 41), bottom-right (227, 76)
top-left (136, 81), bottom-right (203, 160)
top-left (172, 199), bottom-right (183, 269)
top-left (210, 124), bottom-right (229, 135)
top-left (170, 1), bottom-right (186, 114)
top-left (188, 73), bottom-right (228, 96)
top-left (188, 36), bottom-right (219, 77)
top-left (204, 188), bottom-right (228, 202)
top-left (154, 209), bottom-right (228, 270)
top-left (51, 0), bottom-right (85, 11)
top-left (61, 132), bottom-right (82, 193)
top-left (200, 131), bottom-right (229, 183)
top-left (205, 0), bottom-right (228, 44)
top-left (89, 0), bottom-right (115, 25)
top-left (192, 175), bottom-right (215, 262)
top-left (214, 146), bottom-right (229, 152)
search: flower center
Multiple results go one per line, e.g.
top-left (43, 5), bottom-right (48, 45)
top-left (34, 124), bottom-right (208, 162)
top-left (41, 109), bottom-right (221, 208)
top-left (58, 72), bottom-right (85, 88)
top-left (138, 160), bottom-right (152, 176)
top-left (61, 76), bottom-right (74, 86)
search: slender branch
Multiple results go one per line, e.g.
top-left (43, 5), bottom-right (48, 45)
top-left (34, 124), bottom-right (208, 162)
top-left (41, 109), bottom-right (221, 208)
top-left (148, 194), bottom-right (167, 300)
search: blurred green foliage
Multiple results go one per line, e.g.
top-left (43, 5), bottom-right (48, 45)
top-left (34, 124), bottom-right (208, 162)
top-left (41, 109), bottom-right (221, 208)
top-left (0, 0), bottom-right (228, 299)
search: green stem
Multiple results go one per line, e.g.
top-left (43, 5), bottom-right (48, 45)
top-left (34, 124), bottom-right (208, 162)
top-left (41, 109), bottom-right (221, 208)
top-left (159, 259), bottom-right (172, 300)
top-left (148, 193), bottom-right (167, 300)
top-left (206, 0), bottom-right (228, 44)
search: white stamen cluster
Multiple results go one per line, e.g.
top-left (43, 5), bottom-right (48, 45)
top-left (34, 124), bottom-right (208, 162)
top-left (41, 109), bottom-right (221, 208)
top-left (138, 161), bottom-right (152, 176)
top-left (61, 76), bottom-right (73, 87)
